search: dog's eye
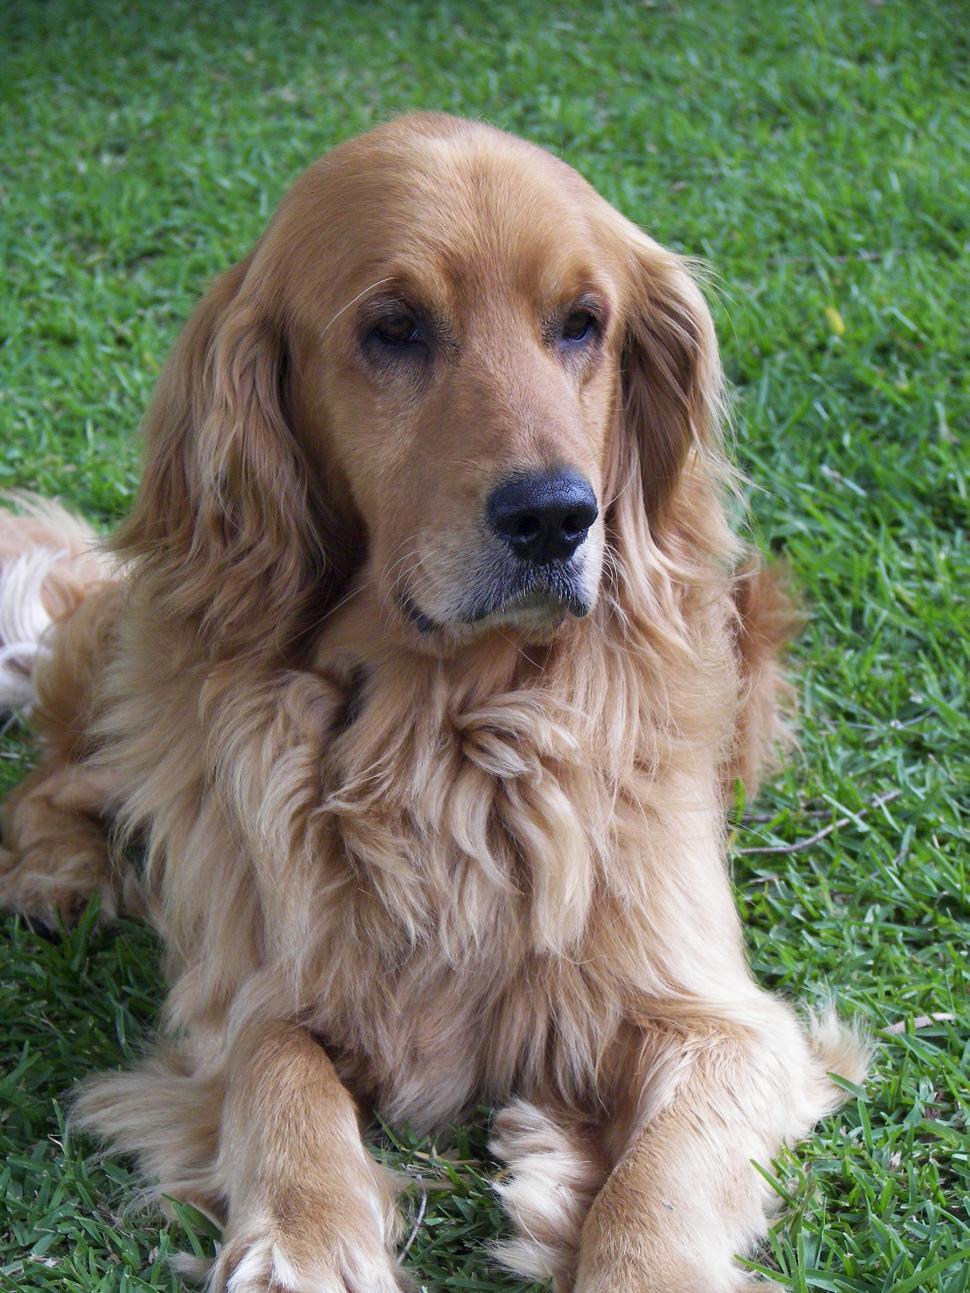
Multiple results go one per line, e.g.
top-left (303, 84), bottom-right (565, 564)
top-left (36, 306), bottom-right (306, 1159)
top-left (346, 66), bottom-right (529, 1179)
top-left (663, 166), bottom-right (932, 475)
top-left (373, 312), bottom-right (422, 347)
top-left (561, 310), bottom-right (595, 344)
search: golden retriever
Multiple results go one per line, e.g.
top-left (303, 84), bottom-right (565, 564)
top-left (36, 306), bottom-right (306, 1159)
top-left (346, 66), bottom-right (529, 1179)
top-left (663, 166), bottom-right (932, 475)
top-left (0, 113), bottom-right (866, 1292)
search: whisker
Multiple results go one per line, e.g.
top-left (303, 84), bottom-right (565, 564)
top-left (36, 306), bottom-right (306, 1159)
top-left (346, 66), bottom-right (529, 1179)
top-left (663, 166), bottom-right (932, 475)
top-left (321, 277), bottom-right (395, 338)
top-left (302, 579), bottom-right (370, 634)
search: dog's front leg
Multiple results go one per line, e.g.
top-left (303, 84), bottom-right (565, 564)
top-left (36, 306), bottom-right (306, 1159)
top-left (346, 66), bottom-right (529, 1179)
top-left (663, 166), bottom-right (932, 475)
top-left (574, 1003), bottom-right (834, 1293)
top-left (212, 1019), bottom-right (406, 1293)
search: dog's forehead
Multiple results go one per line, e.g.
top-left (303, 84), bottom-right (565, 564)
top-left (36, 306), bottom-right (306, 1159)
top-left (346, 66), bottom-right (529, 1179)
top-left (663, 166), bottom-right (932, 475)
top-left (280, 120), bottom-right (620, 312)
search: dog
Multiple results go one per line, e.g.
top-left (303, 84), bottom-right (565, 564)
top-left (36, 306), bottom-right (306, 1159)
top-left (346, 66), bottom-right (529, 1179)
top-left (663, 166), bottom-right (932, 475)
top-left (0, 113), bottom-right (867, 1292)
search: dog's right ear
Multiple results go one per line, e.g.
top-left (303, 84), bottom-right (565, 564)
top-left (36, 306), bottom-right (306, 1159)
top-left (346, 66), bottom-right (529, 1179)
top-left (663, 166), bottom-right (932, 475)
top-left (115, 253), bottom-right (347, 658)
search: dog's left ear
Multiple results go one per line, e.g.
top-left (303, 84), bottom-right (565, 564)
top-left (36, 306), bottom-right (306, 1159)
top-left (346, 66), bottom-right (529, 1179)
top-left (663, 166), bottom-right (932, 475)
top-left (114, 250), bottom-right (351, 661)
top-left (609, 230), bottom-right (726, 537)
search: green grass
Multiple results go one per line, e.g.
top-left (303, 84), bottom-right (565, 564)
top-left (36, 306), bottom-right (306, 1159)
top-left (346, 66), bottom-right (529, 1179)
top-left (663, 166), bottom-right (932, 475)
top-left (1, 0), bottom-right (967, 1289)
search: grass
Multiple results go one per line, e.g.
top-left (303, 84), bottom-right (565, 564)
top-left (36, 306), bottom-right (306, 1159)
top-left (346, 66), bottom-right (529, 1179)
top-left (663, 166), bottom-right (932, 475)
top-left (0, 0), bottom-right (967, 1288)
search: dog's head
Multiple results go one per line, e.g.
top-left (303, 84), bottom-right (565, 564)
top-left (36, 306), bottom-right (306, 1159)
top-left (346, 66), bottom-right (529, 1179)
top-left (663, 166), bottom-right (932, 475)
top-left (120, 113), bottom-right (724, 654)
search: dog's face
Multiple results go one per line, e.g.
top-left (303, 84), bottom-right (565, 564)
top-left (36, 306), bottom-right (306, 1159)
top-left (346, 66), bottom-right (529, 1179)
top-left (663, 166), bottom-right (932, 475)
top-left (124, 114), bottom-right (723, 655)
top-left (281, 126), bottom-right (628, 643)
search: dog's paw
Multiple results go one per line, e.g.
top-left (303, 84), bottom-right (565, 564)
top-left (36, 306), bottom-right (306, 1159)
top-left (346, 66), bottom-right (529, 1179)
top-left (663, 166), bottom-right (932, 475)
top-left (212, 1218), bottom-right (408, 1293)
top-left (489, 1100), bottom-right (608, 1285)
top-left (0, 840), bottom-right (117, 926)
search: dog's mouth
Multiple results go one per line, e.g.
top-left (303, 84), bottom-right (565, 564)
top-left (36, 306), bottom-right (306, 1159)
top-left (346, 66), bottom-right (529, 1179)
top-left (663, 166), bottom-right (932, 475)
top-left (399, 591), bottom-right (440, 635)
top-left (461, 566), bottom-right (591, 626)
top-left (400, 562), bottom-right (592, 636)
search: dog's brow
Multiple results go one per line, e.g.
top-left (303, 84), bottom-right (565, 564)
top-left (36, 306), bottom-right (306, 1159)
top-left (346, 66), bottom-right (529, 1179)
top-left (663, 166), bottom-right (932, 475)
top-left (320, 277), bottom-right (395, 338)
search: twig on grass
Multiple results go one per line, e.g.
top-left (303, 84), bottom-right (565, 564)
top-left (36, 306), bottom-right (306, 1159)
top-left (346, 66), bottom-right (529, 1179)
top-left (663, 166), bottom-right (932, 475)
top-left (736, 788), bottom-right (903, 856)
top-left (399, 1188), bottom-right (427, 1259)
top-left (884, 1013), bottom-right (956, 1034)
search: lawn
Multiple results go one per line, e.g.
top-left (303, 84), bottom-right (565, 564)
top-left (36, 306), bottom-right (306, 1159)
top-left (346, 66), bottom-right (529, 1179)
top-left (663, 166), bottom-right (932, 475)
top-left (0, 0), bottom-right (967, 1290)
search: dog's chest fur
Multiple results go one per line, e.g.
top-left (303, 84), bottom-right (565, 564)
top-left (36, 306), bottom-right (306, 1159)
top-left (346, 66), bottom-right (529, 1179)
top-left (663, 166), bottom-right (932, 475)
top-left (273, 650), bottom-right (611, 1123)
top-left (239, 624), bottom-right (738, 1127)
top-left (129, 599), bottom-right (739, 1130)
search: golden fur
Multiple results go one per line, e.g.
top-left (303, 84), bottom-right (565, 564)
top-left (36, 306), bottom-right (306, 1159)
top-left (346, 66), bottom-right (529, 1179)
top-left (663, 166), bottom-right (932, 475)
top-left (0, 114), bottom-right (866, 1292)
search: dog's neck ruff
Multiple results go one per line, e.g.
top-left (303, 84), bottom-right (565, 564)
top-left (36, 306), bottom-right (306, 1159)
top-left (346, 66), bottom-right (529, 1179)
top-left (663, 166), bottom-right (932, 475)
top-left (283, 581), bottom-right (735, 958)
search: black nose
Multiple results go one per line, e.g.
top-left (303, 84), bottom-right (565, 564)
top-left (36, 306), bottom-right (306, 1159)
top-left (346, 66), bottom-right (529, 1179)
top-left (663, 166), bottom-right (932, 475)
top-left (487, 470), bottom-right (598, 563)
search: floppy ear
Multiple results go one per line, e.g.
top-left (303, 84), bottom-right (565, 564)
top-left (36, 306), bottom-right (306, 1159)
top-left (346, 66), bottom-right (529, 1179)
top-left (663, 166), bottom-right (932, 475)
top-left (115, 255), bottom-right (345, 657)
top-left (610, 234), bottom-right (727, 536)
top-left (604, 226), bottom-right (743, 653)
